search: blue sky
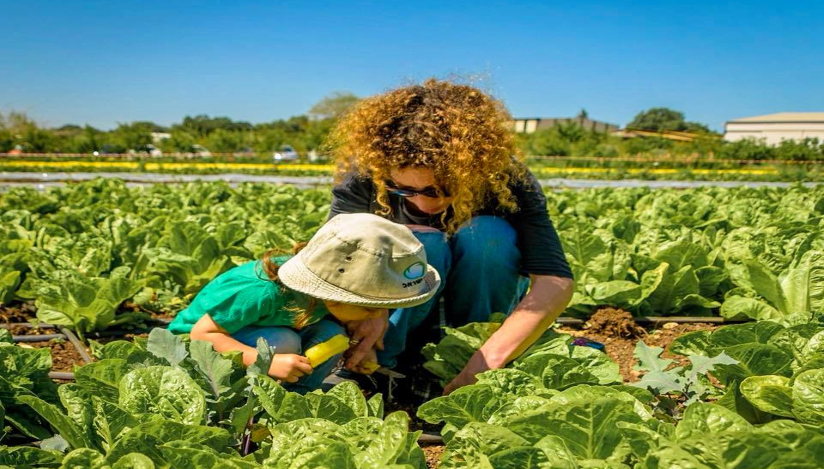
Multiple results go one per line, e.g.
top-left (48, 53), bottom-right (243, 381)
top-left (2, 0), bottom-right (822, 131)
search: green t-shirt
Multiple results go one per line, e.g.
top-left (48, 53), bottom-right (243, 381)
top-left (168, 257), bottom-right (329, 335)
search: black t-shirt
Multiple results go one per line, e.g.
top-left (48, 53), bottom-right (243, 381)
top-left (327, 170), bottom-right (573, 279)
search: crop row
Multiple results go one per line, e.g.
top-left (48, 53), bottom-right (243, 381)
top-left (1, 179), bottom-right (822, 335)
top-left (2, 312), bottom-right (821, 467)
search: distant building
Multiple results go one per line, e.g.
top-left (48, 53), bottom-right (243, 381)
top-left (511, 116), bottom-right (618, 134)
top-left (724, 112), bottom-right (824, 145)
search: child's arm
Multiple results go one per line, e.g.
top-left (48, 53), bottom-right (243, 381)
top-left (190, 314), bottom-right (312, 383)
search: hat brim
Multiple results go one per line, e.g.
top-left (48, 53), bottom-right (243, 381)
top-left (277, 255), bottom-right (441, 309)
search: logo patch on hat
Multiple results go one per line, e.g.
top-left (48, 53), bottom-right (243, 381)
top-left (403, 262), bottom-right (425, 280)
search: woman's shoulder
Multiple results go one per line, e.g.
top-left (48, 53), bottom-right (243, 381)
top-left (334, 170), bottom-right (375, 193)
top-left (502, 166), bottom-right (544, 206)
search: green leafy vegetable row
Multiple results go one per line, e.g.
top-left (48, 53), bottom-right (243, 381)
top-left (552, 185), bottom-right (824, 323)
top-left (2, 180), bottom-right (823, 335)
top-left (0, 328), bottom-right (425, 468)
top-left (0, 179), bottom-right (330, 335)
top-left (417, 316), bottom-right (824, 467)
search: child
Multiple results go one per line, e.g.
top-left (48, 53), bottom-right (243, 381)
top-left (168, 213), bottom-right (440, 394)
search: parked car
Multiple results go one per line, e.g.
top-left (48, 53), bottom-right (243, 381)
top-left (191, 145), bottom-right (212, 157)
top-left (146, 144), bottom-right (163, 157)
top-left (233, 146), bottom-right (256, 158)
top-left (273, 145), bottom-right (299, 162)
top-left (130, 144), bottom-right (163, 157)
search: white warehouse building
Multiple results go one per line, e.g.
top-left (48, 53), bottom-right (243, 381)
top-left (724, 112), bottom-right (824, 145)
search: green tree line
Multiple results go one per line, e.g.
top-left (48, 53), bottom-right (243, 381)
top-left (2, 101), bottom-right (822, 161)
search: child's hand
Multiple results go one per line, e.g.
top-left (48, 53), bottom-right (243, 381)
top-left (268, 354), bottom-right (313, 383)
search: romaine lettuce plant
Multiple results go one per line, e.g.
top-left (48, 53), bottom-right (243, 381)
top-left (5, 328), bottom-right (425, 469)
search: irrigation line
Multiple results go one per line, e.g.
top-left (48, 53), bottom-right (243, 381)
top-left (530, 155), bottom-right (824, 166)
top-left (48, 372), bottom-right (75, 380)
top-left (417, 432), bottom-right (444, 444)
top-left (13, 333), bottom-right (67, 342)
top-left (5, 315), bottom-right (738, 337)
top-left (59, 327), bottom-right (93, 364)
top-left (555, 316), bottom-right (744, 326)
top-left (3, 317), bottom-right (170, 331)
top-left (635, 316), bottom-right (735, 325)
top-left (0, 322), bottom-right (58, 329)
top-left (7, 315), bottom-right (742, 384)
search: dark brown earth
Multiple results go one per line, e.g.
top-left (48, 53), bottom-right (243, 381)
top-left (422, 445), bottom-right (444, 469)
top-left (24, 339), bottom-right (90, 371)
top-left (0, 302), bottom-right (37, 323)
top-left (557, 307), bottom-right (718, 382)
top-left (5, 323), bottom-right (59, 336)
top-left (3, 301), bottom-right (153, 371)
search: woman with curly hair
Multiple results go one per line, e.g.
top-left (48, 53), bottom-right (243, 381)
top-left (326, 78), bottom-right (574, 394)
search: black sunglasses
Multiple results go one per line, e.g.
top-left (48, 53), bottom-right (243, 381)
top-left (385, 180), bottom-right (449, 198)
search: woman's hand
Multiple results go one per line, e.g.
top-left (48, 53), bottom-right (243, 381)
top-left (443, 275), bottom-right (574, 395)
top-left (343, 311), bottom-right (389, 370)
top-left (268, 354), bottom-right (313, 383)
top-left (351, 348), bottom-right (379, 375)
top-left (443, 350), bottom-right (488, 394)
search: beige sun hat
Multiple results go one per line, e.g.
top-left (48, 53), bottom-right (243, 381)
top-left (278, 213), bottom-right (441, 308)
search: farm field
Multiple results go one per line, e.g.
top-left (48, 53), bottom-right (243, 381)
top-left (1, 179), bottom-right (823, 468)
top-left (2, 155), bottom-right (824, 182)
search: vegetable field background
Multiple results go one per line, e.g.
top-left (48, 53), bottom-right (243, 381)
top-left (1, 178), bottom-right (823, 468)
top-left (1, 179), bottom-right (822, 329)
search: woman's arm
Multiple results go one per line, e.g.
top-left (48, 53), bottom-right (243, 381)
top-left (442, 274), bottom-right (575, 394)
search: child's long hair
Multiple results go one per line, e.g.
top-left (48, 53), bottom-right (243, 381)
top-left (259, 242), bottom-right (317, 329)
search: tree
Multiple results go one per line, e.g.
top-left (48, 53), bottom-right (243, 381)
top-left (684, 121), bottom-right (712, 134)
top-left (0, 127), bottom-right (12, 152)
top-left (206, 129), bottom-right (250, 153)
top-left (0, 111), bottom-right (36, 132)
top-left (175, 115), bottom-right (252, 137)
top-left (308, 92), bottom-right (360, 120)
top-left (628, 107), bottom-right (687, 132)
top-left (111, 122), bottom-right (153, 151)
top-left (0, 112), bottom-right (55, 152)
top-left (627, 107), bottom-right (714, 134)
top-left (527, 128), bottom-right (571, 156)
top-left (160, 130), bottom-right (197, 152)
top-left (131, 121), bottom-right (168, 133)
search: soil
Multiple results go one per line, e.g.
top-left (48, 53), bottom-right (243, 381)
top-left (387, 400), bottom-right (443, 434)
top-left (5, 323), bottom-right (59, 336)
top-left (3, 299), bottom-right (153, 373)
top-left (423, 445), bottom-right (444, 469)
top-left (585, 307), bottom-right (647, 339)
top-left (558, 307), bottom-right (718, 382)
top-left (0, 302), bottom-right (37, 323)
top-left (23, 339), bottom-right (91, 371)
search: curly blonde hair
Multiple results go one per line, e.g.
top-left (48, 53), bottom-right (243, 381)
top-left (328, 78), bottom-right (528, 233)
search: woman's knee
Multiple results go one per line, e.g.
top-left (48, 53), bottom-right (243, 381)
top-left (412, 230), bottom-right (451, 281)
top-left (451, 216), bottom-right (520, 262)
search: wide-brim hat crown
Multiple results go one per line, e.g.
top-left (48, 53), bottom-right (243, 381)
top-left (278, 213), bottom-right (441, 308)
